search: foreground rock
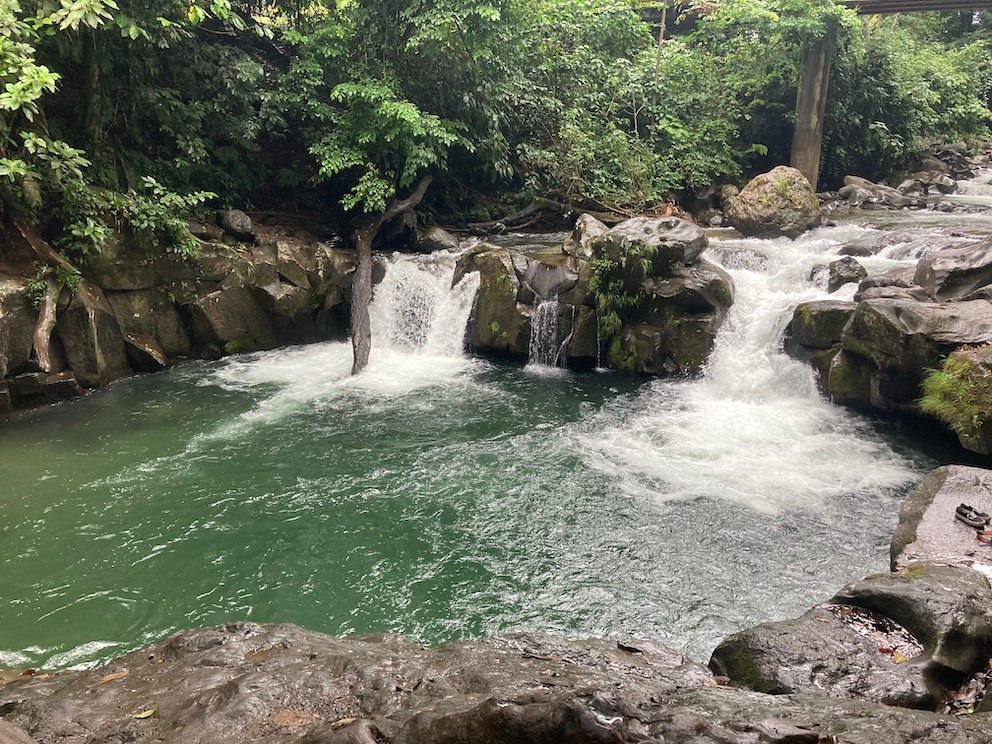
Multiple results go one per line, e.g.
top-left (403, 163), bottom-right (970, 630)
top-left (457, 214), bottom-right (734, 374)
top-left (2, 623), bottom-right (988, 743)
top-left (726, 166), bottom-right (821, 239)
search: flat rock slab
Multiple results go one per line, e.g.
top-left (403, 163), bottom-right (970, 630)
top-left (3, 623), bottom-right (989, 743)
top-left (891, 465), bottom-right (992, 577)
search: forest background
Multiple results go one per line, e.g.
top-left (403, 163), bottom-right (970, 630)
top-left (1, 0), bottom-right (990, 263)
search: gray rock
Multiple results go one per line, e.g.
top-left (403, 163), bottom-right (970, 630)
top-left (932, 174), bottom-right (958, 195)
top-left (915, 240), bottom-right (992, 301)
top-left (416, 227), bottom-right (459, 254)
top-left (106, 289), bottom-right (191, 358)
top-left (122, 331), bottom-right (168, 372)
top-left (813, 257), bottom-right (866, 293)
top-left (841, 298), bottom-right (992, 375)
top-left (594, 216), bottom-right (708, 269)
top-left (727, 166), bottom-right (821, 239)
top-left (563, 213), bottom-right (609, 259)
top-left (833, 565), bottom-right (992, 676)
top-left (218, 209), bottom-right (254, 242)
top-left (184, 288), bottom-right (277, 355)
top-left (5, 371), bottom-right (81, 408)
top-left (709, 606), bottom-right (933, 708)
top-left (785, 300), bottom-right (855, 352)
top-left (891, 465), bottom-right (992, 572)
top-left (3, 623), bottom-right (987, 744)
top-left (86, 235), bottom-right (198, 291)
top-left (0, 278), bottom-right (35, 379)
top-left (54, 285), bottom-right (131, 388)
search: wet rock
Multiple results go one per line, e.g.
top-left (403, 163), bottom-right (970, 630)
top-left (0, 720), bottom-right (37, 744)
top-left (54, 285), bottom-right (131, 388)
top-left (218, 209), bottom-right (254, 242)
top-left (642, 260), bottom-right (734, 317)
top-left (593, 216), bottom-right (707, 269)
top-left (785, 300), bottom-right (855, 353)
top-left (932, 174), bottom-right (958, 195)
top-left (106, 289), bottom-right (191, 358)
top-left (0, 278), bottom-right (35, 378)
top-left (416, 227), bottom-right (459, 254)
top-left (810, 257), bottom-right (866, 293)
top-left (824, 349), bottom-right (873, 405)
top-left (726, 166), bottom-right (821, 239)
top-left (86, 234), bottom-right (198, 291)
top-left (915, 239), bottom-right (992, 301)
top-left (891, 465), bottom-right (992, 573)
top-left (833, 565), bottom-right (992, 676)
top-left (457, 246), bottom-right (529, 358)
top-left (184, 288), bottom-right (277, 355)
top-left (563, 213), bottom-right (609, 259)
top-left (843, 176), bottom-right (923, 209)
top-left (606, 315), bottom-right (724, 376)
top-left (709, 606), bottom-right (934, 708)
top-left (5, 371), bottom-right (82, 407)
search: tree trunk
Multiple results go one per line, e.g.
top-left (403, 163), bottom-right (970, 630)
top-left (349, 224), bottom-right (376, 375)
top-left (347, 176), bottom-right (433, 375)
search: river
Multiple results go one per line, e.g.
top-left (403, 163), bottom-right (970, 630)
top-left (1, 195), bottom-right (989, 670)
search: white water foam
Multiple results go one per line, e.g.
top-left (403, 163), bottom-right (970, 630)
top-left (576, 225), bottom-right (918, 512)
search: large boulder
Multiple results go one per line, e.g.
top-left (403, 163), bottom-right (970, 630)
top-left (217, 209), bottom-right (254, 242)
top-left (85, 234), bottom-right (197, 291)
top-left (891, 465), bottom-right (992, 572)
top-left (726, 166), bottom-right (821, 239)
top-left (54, 284), bottom-right (131, 387)
top-left (415, 227), bottom-right (459, 254)
top-left (563, 213), bottom-right (609, 259)
top-left (0, 277), bottom-right (36, 378)
top-left (709, 605), bottom-right (932, 708)
top-left (456, 245), bottom-right (530, 358)
top-left (785, 300), bottom-right (855, 353)
top-left (841, 298), bottom-right (992, 376)
top-left (915, 240), bottom-right (992, 301)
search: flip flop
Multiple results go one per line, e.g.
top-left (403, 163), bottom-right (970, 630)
top-left (978, 532), bottom-right (992, 544)
top-left (956, 509), bottom-right (988, 528)
top-left (957, 503), bottom-right (991, 523)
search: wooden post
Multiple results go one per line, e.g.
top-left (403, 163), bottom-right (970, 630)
top-left (790, 26), bottom-right (836, 190)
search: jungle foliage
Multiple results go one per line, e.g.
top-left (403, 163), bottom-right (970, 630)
top-left (1, 0), bottom-right (990, 245)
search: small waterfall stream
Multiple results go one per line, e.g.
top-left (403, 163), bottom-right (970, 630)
top-left (527, 297), bottom-right (562, 369)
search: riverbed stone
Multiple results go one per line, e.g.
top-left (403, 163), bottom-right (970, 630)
top-left (726, 166), bottom-right (821, 239)
top-left (891, 465), bottom-right (992, 574)
top-left (416, 227), bottom-right (459, 254)
top-left (0, 277), bottom-right (35, 379)
top-left (218, 209), bottom-right (254, 241)
top-left (122, 331), bottom-right (168, 372)
top-left (459, 246), bottom-right (529, 358)
top-left (563, 213), bottom-right (609, 259)
top-left (3, 623), bottom-right (989, 744)
top-left (915, 239), bottom-right (992, 301)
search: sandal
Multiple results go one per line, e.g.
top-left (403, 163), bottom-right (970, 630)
top-left (979, 532), bottom-right (992, 544)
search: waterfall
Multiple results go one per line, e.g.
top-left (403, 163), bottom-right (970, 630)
top-left (369, 252), bottom-right (480, 358)
top-left (527, 297), bottom-right (563, 369)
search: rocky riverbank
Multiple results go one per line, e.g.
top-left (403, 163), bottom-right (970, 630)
top-left (3, 465), bottom-right (992, 743)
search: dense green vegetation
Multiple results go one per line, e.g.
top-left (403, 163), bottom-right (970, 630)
top-left (1, 0), bottom-right (990, 244)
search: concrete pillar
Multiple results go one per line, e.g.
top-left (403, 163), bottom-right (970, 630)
top-left (790, 27), bottom-right (836, 191)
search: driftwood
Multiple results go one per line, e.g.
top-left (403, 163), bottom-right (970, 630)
top-left (464, 196), bottom-right (657, 233)
top-left (349, 176), bottom-right (433, 375)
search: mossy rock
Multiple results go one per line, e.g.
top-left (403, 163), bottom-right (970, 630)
top-left (920, 345), bottom-right (992, 455)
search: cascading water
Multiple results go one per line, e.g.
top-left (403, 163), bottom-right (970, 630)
top-left (526, 297), bottom-right (562, 369)
top-left (369, 251), bottom-right (480, 358)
